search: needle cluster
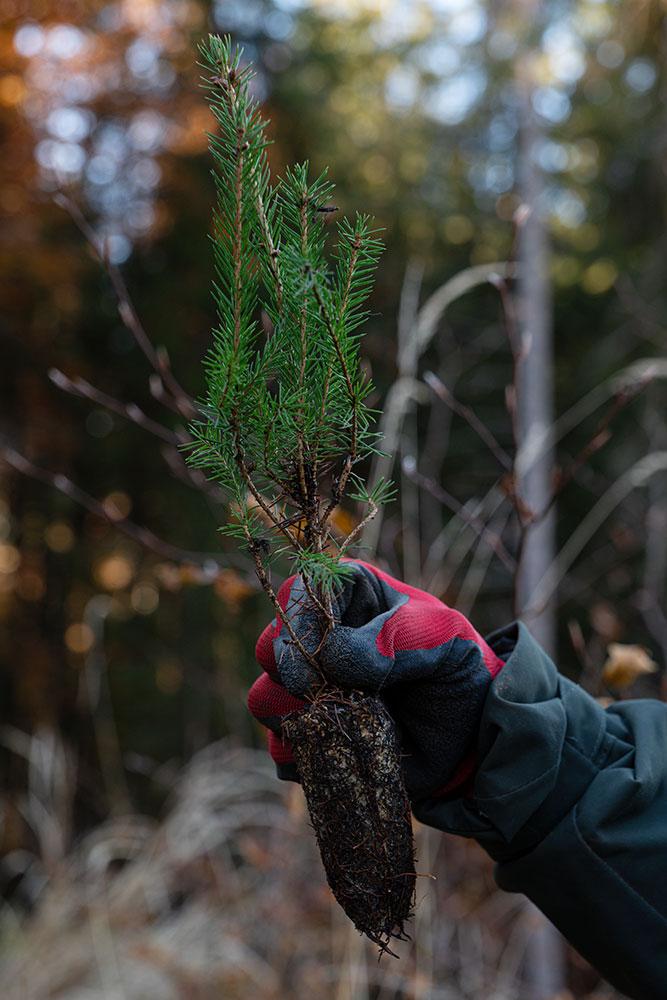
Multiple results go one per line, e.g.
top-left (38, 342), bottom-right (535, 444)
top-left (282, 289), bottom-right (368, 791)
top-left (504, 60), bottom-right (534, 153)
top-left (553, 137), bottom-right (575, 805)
top-left (189, 35), bottom-right (391, 642)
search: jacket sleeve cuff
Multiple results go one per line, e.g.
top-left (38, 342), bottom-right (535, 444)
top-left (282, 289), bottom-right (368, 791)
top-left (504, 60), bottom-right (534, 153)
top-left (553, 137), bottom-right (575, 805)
top-left (412, 622), bottom-right (616, 858)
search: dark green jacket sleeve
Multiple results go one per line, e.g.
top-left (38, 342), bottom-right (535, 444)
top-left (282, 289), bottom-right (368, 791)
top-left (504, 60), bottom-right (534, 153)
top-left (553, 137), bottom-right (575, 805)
top-left (413, 622), bottom-right (667, 1000)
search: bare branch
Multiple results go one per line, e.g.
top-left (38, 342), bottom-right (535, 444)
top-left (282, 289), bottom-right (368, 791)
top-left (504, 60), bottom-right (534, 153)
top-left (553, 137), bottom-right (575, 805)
top-left (522, 451), bottom-right (667, 620)
top-left (49, 369), bottom-right (227, 507)
top-left (53, 194), bottom-right (196, 421)
top-left (48, 369), bottom-right (183, 446)
top-left (414, 261), bottom-right (518, 359)
top-left (247, 539), bottom-right (322, 674)
top-left (362, 261), bottom-right (518, 558)
top-left (159, 446), bottom-right (225, 503)
top-left (512, 358), bottom-right (663, 486)
top-left (423, 486), bottom-right (509, 598)
top-left (401, 459), bottom-right (515, 573)
top-left (0, 445), bottom-right (247, 574)
top-left (423, 370), bottom-right (512, 472)
top-left (455, 507), bottom-right (513, 617)
top-left (535, 371), bottom-right (653, 522)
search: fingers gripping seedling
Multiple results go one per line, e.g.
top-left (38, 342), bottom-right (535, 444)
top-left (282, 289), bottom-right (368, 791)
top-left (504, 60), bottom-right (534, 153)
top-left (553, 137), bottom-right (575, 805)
top-left (188, 35), bottom-right (415, 953)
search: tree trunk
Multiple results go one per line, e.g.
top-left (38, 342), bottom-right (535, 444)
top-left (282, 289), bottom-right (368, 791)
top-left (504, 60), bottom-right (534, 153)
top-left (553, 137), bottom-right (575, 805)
top-left (515, 79), bottom-right (557, 655)
top-left (514, 42), bottom-right (566, 1000)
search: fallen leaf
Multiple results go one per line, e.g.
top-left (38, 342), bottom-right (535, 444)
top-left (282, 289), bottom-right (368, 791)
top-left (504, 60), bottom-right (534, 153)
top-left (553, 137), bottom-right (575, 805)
top-left (602, 643), bottom-right (658, 690)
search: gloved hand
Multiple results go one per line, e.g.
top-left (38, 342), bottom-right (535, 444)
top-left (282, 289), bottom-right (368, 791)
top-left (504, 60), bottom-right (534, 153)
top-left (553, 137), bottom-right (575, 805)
top-left (247, 559), bottom-right (504, 800)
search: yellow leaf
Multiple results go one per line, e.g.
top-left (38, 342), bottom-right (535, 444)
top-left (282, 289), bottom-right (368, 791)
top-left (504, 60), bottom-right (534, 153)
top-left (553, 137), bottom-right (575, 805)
top-left (329, 506), bottom-right (358, 538)
top-left (602, 643), bottom-right (658, 690)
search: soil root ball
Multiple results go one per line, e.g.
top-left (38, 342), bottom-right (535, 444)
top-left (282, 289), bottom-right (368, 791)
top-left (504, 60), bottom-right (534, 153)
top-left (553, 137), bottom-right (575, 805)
top-left (283, 691), bottom-right (416, 955)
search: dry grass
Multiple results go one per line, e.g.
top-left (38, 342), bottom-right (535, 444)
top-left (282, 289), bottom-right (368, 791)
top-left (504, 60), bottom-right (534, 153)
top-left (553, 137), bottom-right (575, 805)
top-left (0, 736), bottom-right (626, 1000)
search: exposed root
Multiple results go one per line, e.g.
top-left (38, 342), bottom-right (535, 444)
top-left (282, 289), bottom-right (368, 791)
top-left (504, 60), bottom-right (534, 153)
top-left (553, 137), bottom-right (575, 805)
top-left (283, 691), bottom-right (416, 956)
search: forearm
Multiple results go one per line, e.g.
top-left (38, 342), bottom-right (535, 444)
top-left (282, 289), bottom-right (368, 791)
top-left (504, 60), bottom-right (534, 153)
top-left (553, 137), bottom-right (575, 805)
top-left (413, 624), bottom-right (667, 1000)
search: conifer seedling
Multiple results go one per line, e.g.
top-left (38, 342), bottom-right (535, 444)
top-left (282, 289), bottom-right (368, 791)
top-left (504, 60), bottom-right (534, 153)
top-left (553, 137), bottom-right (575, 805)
top-left (189, 35), bottom-right (416, 953)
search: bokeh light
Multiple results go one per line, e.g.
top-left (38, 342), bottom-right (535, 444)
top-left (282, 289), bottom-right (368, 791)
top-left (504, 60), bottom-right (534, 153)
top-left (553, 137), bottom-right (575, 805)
top-left (94, 553), bottom-right (135, 590)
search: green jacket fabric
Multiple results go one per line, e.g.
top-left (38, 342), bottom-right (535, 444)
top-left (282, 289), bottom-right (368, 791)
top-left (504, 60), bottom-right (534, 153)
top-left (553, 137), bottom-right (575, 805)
top-left (413, 622), bottom-right (667, 1000)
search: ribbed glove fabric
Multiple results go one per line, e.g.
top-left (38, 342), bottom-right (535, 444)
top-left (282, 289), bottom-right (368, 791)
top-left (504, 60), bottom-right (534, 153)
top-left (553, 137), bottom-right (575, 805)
top-left (247, 559), bottom-right (504, 800)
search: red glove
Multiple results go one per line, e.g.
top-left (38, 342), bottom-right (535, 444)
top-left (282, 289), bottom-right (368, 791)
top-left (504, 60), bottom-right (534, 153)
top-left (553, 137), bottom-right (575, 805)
top-left (248, 559), bottom-right (504, 800)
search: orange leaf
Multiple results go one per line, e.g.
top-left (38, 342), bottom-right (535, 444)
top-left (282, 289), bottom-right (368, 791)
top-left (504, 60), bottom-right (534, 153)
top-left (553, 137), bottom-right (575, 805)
top-left (603, 643), bottom-right (658, 690)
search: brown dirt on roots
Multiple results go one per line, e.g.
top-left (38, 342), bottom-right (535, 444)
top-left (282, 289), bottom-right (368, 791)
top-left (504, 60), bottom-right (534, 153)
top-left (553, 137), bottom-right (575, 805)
top-left (283, 691), bottom-right (416, 956)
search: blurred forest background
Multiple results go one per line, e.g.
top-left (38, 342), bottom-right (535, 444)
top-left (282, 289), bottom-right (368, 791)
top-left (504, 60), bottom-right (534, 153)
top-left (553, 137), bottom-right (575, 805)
top-left (1, 0), bottom-right (667, 997)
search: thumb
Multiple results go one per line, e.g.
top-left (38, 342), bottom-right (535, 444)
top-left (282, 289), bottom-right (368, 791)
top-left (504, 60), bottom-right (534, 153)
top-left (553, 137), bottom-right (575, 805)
top-left (318, 606), bottom-right (404, 692)
top-left (274, 575), bottom-right (324, 697)
top-left (275, 563), bottom-right (400, 695)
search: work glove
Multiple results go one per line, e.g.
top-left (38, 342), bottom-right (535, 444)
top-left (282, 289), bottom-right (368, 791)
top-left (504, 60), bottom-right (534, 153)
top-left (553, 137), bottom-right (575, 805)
top-left (247, 559), bottom-right (504, 801)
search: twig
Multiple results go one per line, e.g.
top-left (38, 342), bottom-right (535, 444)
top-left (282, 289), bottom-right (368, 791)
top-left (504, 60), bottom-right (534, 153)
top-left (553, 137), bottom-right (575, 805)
top-left (534, 373), bottom-right (653, 522)
top-left (298, 191), bottom-right (310, 393)
top-left (550, 357), bottom-right (664, 448)
top-left (521, 451), bottom-right (667, 619)
top-left (247, 538), bottom-right (322, 674)
top-left (159, 446), bottom-right (225, 504)
top-left (53, 194), bottom-right (196, 420)
top-left (231, 417), bottom-right (299, 549)
top-left (49, 369), bottom-right (228, 508)
top-left (0, 446), bottom-right (245, 573)
top-left (495, 355), bottom-right (662, 524)
top-left (314, 232), bottom-right (366, 489)
top-left (413, 262), bottom-right (519, 359)
top-left (455, 507), bottom-right (513, 617)
top-left (419, 355), bottom-right (457, 554)
top-left (423, 370), bottom-right (512, 472)
top-left (255, 189), bottom-right (283, 310)
top-left (294, 190), bottom-right (312, 532)
top-left (422, 491), bottom-right (502, 595)
top-left (339, 233), bottom-right (364, 323)
top-left (48, 369), bottom-right (183, 446)
top-left (362, 261), bottom-right (518, 557)
top-left (309, 272), bottom-right (358, 490)
top-left (231, 416), bottom-right (332, 626)
top-left (401, 460), bottom-right (515, 573)
top-left (339, 500), bottom-right (378, 555)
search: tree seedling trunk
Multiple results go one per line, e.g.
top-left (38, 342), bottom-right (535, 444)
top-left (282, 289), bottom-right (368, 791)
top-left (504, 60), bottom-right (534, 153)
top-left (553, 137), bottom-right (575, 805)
top-left (188, 35), bottom-right (415, 954)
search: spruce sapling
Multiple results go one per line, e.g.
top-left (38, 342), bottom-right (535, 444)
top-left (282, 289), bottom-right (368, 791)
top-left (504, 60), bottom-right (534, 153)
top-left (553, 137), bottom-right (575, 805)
top-left (188, 35), bottom-right (415, 953)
